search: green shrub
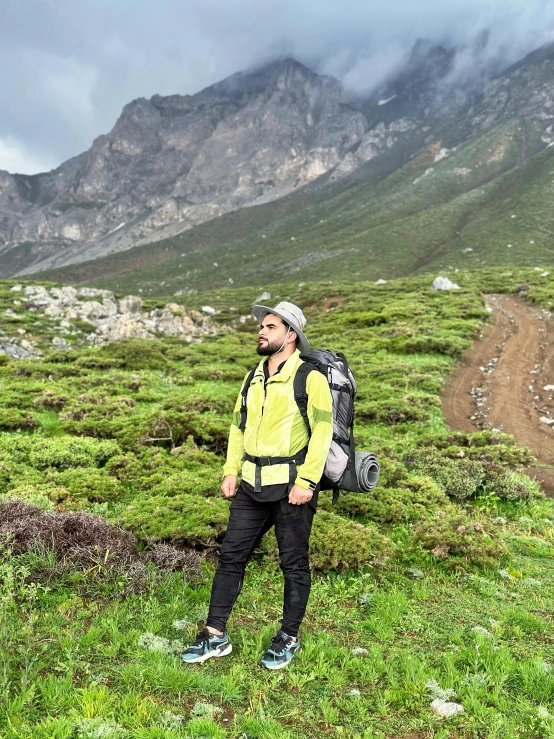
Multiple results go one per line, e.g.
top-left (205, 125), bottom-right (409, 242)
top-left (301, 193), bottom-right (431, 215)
top-left (419, 430), bottom-right (535, 466)
top-left (482, 463), bottom-right (543, 501)
top-left (104, 439), bottom-right (222, 496)
top-left (410, 508), bottom-right (505, 569)
top-left (357, 397), bottom-right (431, 425)
top-left (149, 408), bottom-right (229, 452)
top-left (322, 474), bottom-right (446, 523)
top-left (0, 409), bottom-right (38, 431)
top-left (0, 433), bottom-right (33, 463)
top-left (45, 468), bottom-right (122, 503)
top-left (28, 436), bottom-right (121, 469)
top-left (0, 484), bottom-right (56, 511)
top-left (398, 332), bottom-right (470, 357)
top-left (404, 448), bottom-right (485, 500)
top-left (120, 493), bottom-right (229, 545)
top-left (96, 339), bottom-right (170, 371)
top-left (308, 511), bottom-right (390, 571)
top-left (74, 355), bottom-right (125, 370)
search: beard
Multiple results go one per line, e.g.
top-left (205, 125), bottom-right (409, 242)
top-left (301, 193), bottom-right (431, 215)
top-left (256, 337), bottom-right (282, 356)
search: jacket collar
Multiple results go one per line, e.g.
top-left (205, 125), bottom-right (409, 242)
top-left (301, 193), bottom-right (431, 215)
top-left (255, 349), bottom-right (300, 383)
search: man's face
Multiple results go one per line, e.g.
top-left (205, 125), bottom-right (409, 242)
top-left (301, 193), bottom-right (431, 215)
top-left (257, 314), bottom-right (295, 356)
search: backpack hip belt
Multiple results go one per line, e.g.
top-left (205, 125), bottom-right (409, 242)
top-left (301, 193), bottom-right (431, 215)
top-left (244, 449), bottom-right (308, 493)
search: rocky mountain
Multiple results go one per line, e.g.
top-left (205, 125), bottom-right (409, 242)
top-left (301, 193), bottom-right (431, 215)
top-left (2, 40), bottom-right (554, 279)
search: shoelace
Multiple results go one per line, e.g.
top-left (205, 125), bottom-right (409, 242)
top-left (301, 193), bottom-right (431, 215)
top-left (191, 628), bottom-right (212, 650)
top-left (268, 633), bottom-right (291, 655)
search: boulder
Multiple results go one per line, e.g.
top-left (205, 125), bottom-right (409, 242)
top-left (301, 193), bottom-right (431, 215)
top-left (430, 700), bottom-right (464, 718)
top-left (431, 276), bottom-right (460, 290)
top-left (119, 295), bottom-right (144, 314)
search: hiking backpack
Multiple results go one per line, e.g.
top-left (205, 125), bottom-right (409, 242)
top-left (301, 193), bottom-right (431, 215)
top-left (239, 350), bottom-right (357, 502)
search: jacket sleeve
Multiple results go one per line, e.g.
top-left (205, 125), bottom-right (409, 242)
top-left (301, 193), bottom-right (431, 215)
top-left (222, 372), bottom-right (248, 478)
top-left (294, 370), bottom-right (333, 489)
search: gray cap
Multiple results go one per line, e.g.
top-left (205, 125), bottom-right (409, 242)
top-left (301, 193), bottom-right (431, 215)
top-left (252, 300), bottom-right (310, 354)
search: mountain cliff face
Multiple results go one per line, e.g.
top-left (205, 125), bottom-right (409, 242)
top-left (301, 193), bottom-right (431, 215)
top-left (2, 42), bottom-right (554, 277)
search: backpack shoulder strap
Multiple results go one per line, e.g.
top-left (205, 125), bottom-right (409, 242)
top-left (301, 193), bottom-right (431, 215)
top-left (293, 362), bottom-right (317, 437)
top-left (238, 366), bottom-right (257, 432)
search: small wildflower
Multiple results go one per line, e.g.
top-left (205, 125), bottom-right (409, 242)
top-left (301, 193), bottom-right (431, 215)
top-left (172, 618), bottom-right (190, 630)
top-left (472, 626), bottom-right (492, 637)
top-left (537, 706), bottom-right (551, 720)
top-left (138, 632), bottom-right (184, 655)
top-left (358, 591), bottom-right (373, 605)
top-left (351, 647), bottom-right (369, 656)
top-left (348, 689), bottom-right (362, 698)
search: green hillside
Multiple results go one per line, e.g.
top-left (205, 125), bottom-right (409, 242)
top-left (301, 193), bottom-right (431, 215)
top-left (1, 267), bottom-right (554, 738)
top-left (38, 117), bottom-right (554, 298)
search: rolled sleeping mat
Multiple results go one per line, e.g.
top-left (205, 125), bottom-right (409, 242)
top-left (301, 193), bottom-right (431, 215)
top-left (339, 451), bottom-right (380, 493)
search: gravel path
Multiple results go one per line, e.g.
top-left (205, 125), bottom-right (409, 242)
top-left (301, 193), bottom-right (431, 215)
top-left (442, 293), bottom-right (554, 496)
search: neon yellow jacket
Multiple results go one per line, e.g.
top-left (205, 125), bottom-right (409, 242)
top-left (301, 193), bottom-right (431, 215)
top-left (223, 349), bottom-right (333, 490)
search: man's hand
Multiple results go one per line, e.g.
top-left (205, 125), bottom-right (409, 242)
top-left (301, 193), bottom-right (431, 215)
top-left (221, 475), bottom-right (237, 498)
top-left (288, 484), bottom-right (313, 505)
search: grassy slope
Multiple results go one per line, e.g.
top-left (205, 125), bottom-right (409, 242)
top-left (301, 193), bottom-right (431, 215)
top-left (1, 268), bottom-right (554, 738)
top-left (38, 117), bottom-right (554, 299)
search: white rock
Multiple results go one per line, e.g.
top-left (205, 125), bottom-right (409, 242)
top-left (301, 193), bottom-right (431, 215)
top-left (202, 305), bottom-right (216, 316)
top-left (57, 286), bottom-right (78, 305)
top-left (431, 277), bottom-right (460, 290)
top-left (375, 279), bottom-right (387, 285)
top-left (10, 285), bottom-right (22, 292)
top-left (3, 309), bottom-right (21, 319)
top-left (544, 385), bottom-right (554, 392)
top-left (44, 304), bottom-right (63, 318)
top-left (255, 291), bottom-right (272, 303)
top-left (539, 417), bottom-right (554, 425)
top-left (119, 295), bottom-right (143, 314)
top-left (430, 699), bottom-right (464, 718)
top-left (77, 287), bottom-right (115, 301)
top-left (51, 336), bottom-right (69, 349)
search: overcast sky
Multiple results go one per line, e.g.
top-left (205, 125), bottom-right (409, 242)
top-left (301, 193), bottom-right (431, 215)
top-left (1, 0), bottom-right (553, 175)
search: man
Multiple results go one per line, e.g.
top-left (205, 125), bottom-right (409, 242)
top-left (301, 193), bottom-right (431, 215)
top-left (181, 301), bottom-right (333, 669)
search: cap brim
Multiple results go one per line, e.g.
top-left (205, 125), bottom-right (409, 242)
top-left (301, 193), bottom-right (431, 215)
top-left (252, 304), bottom-right (310, 353)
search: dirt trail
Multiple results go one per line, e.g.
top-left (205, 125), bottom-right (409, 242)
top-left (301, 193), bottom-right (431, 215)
top-left (442, 294), bottom-right (554, 496)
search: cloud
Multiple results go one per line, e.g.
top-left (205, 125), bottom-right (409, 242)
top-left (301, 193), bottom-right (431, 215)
top-left (0, 137), bottom-right (58, 175)
top-left (0, 0), bottom-right (553, 174)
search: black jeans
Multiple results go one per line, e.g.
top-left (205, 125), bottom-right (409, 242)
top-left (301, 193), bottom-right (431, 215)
top-left (206, 484), bottom-right (316, 638)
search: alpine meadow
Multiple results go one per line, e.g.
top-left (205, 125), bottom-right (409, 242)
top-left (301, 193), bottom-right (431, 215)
top-left (1, 19), bottom-right (554, 739)
top-left (1, 267), bottom-right (554, 738)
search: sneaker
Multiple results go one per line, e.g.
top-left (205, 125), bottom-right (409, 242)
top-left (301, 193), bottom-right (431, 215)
top-left (259, 630), bottom-right (301, 670)
top-left (180, 628), bottom-right (232, 664)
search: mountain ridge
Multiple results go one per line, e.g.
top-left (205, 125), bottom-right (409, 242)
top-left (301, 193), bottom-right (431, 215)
top-left (2, 39), bottom-right (554, 280)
